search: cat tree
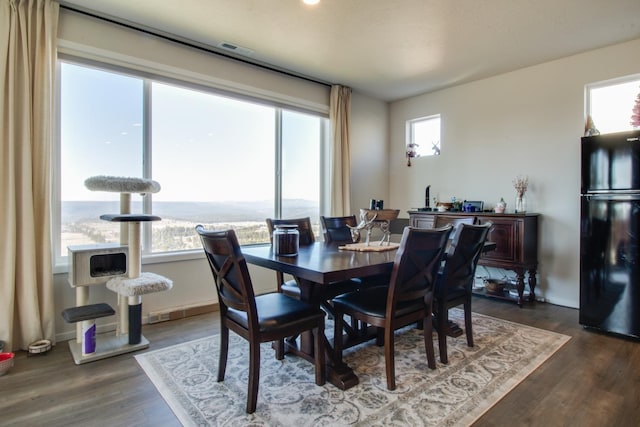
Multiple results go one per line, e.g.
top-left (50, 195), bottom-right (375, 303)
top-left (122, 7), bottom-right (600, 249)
top-left (63, 176), bottom-right (172, 364)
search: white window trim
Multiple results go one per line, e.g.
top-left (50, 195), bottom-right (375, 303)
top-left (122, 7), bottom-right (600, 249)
top-left (406, 114), bottom-right (441, 158)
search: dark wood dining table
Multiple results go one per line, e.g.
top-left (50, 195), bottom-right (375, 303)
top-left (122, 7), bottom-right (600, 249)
top-left (242, 241), bottom-right (396, 389)
top-left (242, 239), bottom-right (496, 390)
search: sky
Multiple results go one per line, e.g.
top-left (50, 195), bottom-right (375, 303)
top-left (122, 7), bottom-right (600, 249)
top-left (60, 62), bottom-right (321, 203)
top-left (589, 79), bottom-right (640, 134)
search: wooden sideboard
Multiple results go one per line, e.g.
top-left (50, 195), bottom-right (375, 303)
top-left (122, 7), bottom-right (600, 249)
top-left (408, 211), bottom-right (539, 306)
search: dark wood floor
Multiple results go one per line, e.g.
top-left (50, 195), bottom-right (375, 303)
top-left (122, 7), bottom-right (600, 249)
top-left (1, 297), bottom-right (639, 426)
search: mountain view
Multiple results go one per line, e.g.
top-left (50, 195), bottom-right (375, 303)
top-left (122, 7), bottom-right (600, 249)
top-left (60, 200), bottom-right (320, 253)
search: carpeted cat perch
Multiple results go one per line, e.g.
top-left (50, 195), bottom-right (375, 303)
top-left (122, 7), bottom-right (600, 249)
top-left (84, 175), bottom-right (161, 245)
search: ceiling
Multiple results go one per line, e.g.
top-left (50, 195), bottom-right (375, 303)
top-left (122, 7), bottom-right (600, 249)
top-left (59, 0), bottom-right (640, 101)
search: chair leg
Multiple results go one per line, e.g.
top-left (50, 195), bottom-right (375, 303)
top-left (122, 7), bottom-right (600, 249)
top-left (423, 316), bottom-right (436, 370)
top-left (275, 338), bottom-right (285, 360)
top-left (247, 339), bottom-right (261, 414)
top-left (464, 299), bottom-right (474, 347)
top-left (376, 327), bottom-right (384, 346)
top-left (350, 315), bottom-right (358, 333)
top-left (313, 324), bottom-right (326, 386)
top-left (384, 327), bottom-right (396, 390)
top-left (437, 305), bottom-right (449, 364)
top-left (218, 325), bottom-right (229, 381)
top-left (334, 308), bottom-right (344, 362)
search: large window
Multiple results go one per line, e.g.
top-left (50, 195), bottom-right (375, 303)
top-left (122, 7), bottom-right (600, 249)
top-left (58, 60), bottom-right (326, 264)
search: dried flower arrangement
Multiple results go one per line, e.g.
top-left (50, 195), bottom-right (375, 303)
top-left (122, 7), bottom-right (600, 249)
top-left (513, 175), bottom-right (529, 197)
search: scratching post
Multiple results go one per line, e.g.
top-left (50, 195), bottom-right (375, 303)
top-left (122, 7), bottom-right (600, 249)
top-left (119, 193), bottom-right (131, 335)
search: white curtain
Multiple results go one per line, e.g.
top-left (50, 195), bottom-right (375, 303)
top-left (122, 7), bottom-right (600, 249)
top-left (329, 85), bottom-right (352, 216)
top-left (0, 0), bottom-right (59, 351)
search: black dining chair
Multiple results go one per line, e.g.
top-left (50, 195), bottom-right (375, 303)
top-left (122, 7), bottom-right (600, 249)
top-left (265, 217), bottom-right (316, 297)
top-left (320, 215), bottom-right (360, 243)
top-left (320, 214), bottom-right (390, 285)
top-left (434, 222), bottom-right (492, 364)
top-left (320, 215), bottom-right (380, 335)
top-left (433, 215), bottom-right (476, 241)
top-left (266, 217), bottom-right (359, 304)
top-left (196, 225), bottom-right (326, 414)
top-left (332, 225), bottom-right (453, 390)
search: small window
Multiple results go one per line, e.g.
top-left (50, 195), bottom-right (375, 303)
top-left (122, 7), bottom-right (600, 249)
top-left (407, 115), bottom-right (441, 158)
top-left (586, 75), bottom-right (640, 135)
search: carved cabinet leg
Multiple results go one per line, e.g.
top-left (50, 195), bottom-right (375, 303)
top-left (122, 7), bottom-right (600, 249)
top-left (514, 269), bottom-right (525, 307)
top-left (527, 268), bottom-right (537, 302)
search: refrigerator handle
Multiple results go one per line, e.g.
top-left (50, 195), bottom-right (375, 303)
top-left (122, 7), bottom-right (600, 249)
top-left (583, 193), bottom-right (640, 201)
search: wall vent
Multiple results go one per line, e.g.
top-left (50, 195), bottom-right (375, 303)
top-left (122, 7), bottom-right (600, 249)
top-left (218, 41), bottom-right (254, 56)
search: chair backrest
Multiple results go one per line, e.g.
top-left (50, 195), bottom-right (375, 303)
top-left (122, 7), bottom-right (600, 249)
top-left (196, 225), bottom-right (257, 325)
top-left (433, 215), bottom-right (476, 240)
top-left (266, 217), bottom-right (315, 246)
top-left (386, 225), bottom-right (453, 315)
top-left (320, 215), bottom-right (360, 243)
top-left (440, 222), bottom-right (492, 295)
top-left (433, 215), bottom-right (476, 228)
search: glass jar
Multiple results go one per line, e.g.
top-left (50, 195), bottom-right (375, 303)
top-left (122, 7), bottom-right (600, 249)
top-left (515, 194), bottom-right (526, 213)
top-left (273, 224), bottom-right (299, 257)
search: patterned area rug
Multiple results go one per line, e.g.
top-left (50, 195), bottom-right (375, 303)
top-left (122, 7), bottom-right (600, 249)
top-left (136, 309), bottom-right (569, 426)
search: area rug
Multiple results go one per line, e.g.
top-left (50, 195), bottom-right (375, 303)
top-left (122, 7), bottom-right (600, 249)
top-left (136, 309), bottom-right (570, 426)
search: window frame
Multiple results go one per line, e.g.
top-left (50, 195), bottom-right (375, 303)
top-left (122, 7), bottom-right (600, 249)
top-left (585, 73), bottom-right (640, 135)
top-left (406, 114), bottom-right (441, 158)
top-left (54, 55), bottom-right (329, 271)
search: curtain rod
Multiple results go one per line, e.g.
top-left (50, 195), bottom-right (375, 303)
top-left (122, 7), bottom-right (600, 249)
top-left (59, 3), bottom-right (332, 88)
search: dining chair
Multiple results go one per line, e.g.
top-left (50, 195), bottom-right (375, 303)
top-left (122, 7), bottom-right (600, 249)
top-left (320, 215), bottom-right (385, 335)
top-left (332, 225), bottom-right (453, 390)
top-left (265, 217), bottom-right (315, 297)
top-left (433, 215), bottom-right (476, 241)
top-left (433, 222), bottom-right (492, 364)
top-left (320, 215), bottom-right (360, 243)
top-left (195, 226), bottom-right (326, 413)
top-left (266, 217), bottom-right (358, 303)
top-left (320, 215), bottom-right (390, 287)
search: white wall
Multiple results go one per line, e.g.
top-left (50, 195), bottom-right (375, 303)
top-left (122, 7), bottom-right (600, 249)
top-left (349, 92), bottom-right (390, 211)
top-left (389, 38), bottom-right (640, 308)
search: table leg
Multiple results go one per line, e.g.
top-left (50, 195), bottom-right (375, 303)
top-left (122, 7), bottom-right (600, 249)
top-left (294, 277), bottom-right (360, 390)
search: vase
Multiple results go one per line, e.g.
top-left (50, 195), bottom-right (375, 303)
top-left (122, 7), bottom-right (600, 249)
top-left (515, 194), bottom-right (526, 213)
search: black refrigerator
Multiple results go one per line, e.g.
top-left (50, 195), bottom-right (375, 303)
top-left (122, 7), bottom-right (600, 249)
top-left (580, 129), bottom-right (640, 339)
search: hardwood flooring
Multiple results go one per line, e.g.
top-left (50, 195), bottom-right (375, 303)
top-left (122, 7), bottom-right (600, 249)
top-left (1, 298), bottom-right (639, 427)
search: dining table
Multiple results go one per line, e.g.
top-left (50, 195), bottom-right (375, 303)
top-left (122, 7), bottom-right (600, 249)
top-left (242, 241), bottom-right (396, 389)
top-left (241, 239), bottom-right (496, 390)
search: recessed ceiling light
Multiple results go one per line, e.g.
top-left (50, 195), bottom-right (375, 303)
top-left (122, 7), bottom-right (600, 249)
top-left (303, 0), bottom-right (320, 5)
